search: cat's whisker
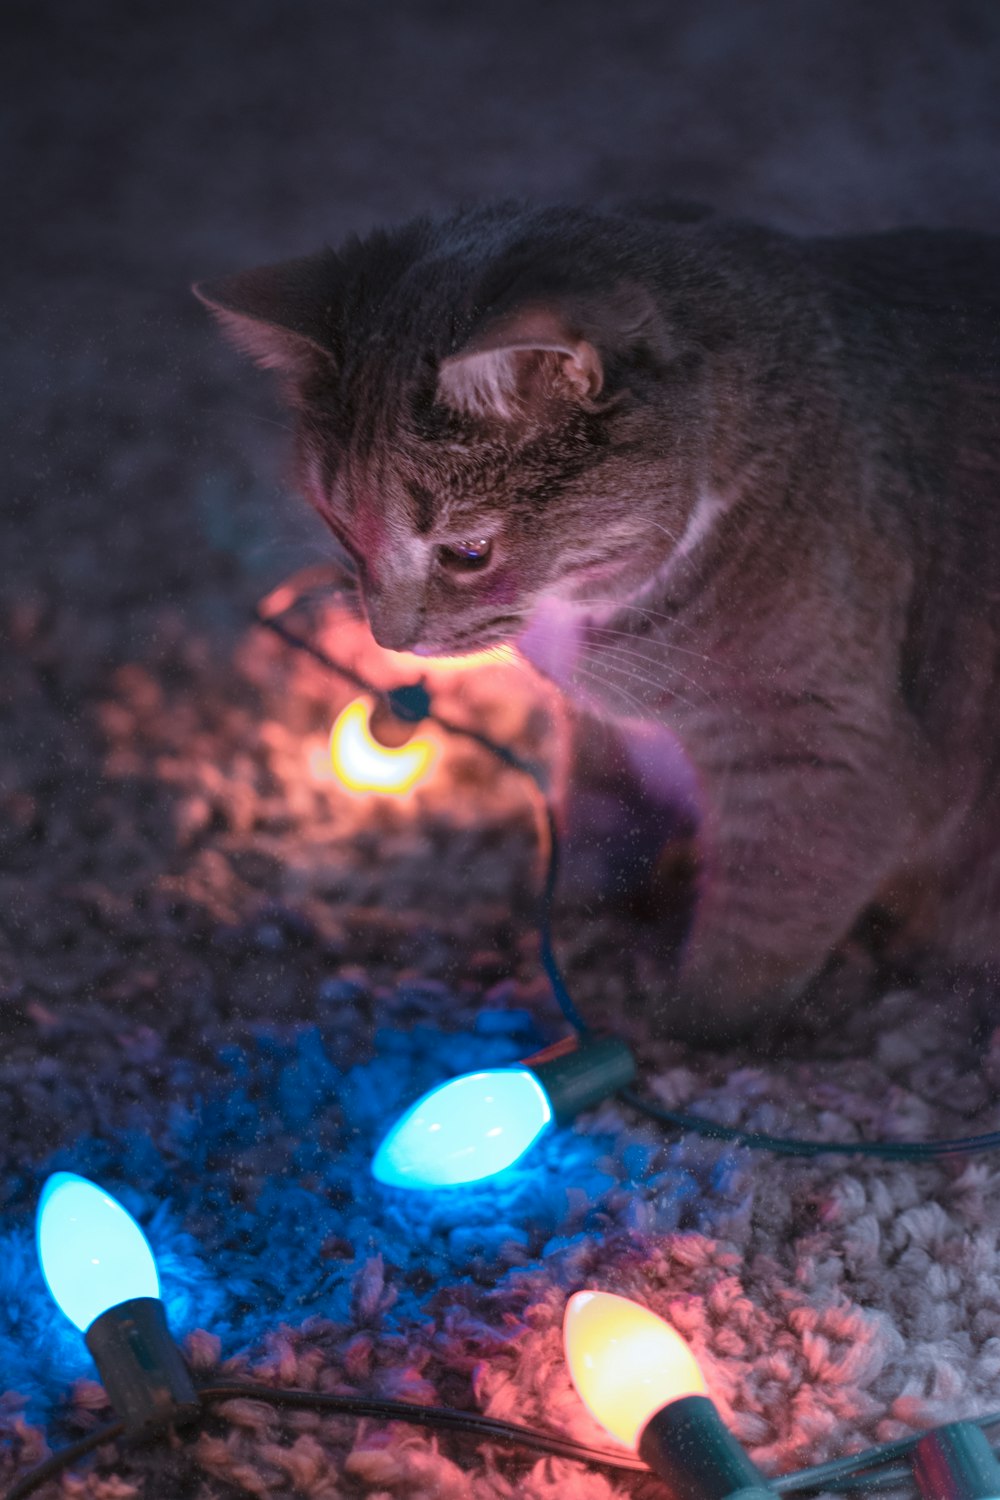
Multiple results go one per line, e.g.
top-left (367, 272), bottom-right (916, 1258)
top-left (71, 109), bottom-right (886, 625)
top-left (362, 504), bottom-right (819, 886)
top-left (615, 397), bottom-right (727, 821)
top-left (567, 598), bottom-right (724, 656)
top-left (244, 412), bottom-right (297, 436)
top-left (560, 540), bottom-right (649, 578)
top-left (570, 651), bottom-right (706, 718)
top-left (504, 609), bottom-right (705, 711)
top-left (583, 620), bottom-right (722, 671)
top-left (642, 517), bottom-right (685, 547)
top-left (571, 658), bottom-right (682, 721)
top-left (579, 637), bottom-right (713, 708)
top-left (498, 650), bottom-right (549, 694)
top-left (564, 596), bottom-right (710, 646)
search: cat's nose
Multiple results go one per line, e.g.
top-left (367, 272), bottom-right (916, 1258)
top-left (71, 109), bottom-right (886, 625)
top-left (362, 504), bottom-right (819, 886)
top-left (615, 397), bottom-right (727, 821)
top-left (370, 618), bottom-right (420, 652)
top-left (364, 583), bottom-right (423, 653)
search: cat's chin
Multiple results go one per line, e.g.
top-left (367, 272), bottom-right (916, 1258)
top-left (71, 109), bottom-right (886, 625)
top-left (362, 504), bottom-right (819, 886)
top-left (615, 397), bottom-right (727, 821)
top-left (408, 643), bottom-right (460, 658)
top-left (402, 619), bottom-right (531, 660)
top-left (407, 641), bottom-right (490, 660)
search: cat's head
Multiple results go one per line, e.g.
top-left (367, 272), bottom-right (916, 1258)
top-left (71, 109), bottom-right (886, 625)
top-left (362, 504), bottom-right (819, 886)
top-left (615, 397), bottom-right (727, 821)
top-left (195, 206), bottom-right (703, 655)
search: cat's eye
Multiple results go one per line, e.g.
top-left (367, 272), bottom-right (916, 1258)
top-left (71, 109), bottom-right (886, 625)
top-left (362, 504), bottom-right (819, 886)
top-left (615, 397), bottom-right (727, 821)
top-left (439, 538), bottom-right (493, 572)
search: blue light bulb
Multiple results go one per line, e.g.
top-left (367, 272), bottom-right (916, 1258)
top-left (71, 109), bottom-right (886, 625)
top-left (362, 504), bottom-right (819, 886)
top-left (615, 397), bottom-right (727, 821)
top-left (372, 1068), bottom-right (554, 1188)
top-left (37, 1172), bottom-right (160, 1332)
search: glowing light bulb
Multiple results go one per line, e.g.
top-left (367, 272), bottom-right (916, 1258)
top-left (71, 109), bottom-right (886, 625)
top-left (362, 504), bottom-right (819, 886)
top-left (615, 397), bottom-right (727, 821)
top-left (373, 1068), bottom-right (553, 1187)
top-left (563, 1290), bottom-right (774, 1500)
top-left (563, 1290), bottom-right (708, 1450)
top-left (35, 1172), bottom-right (199, 1437)
top-left (372, 1036), bottom-right (636, 1190)
top-left (37, 1172), bottom-right (160, 1333)
top-left (328, 696), bottom-right (436, 795)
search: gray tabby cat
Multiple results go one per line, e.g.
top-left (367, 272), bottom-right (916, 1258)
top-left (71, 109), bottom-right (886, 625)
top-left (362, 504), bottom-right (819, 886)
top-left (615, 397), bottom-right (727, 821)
top-left (195, 203), bottom-right (1000, 1042)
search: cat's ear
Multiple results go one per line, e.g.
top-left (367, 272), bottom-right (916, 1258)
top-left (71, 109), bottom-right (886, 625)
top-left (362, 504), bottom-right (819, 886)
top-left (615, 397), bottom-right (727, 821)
top-left (193, 251), bottom-right (339, 379)
top-left (436, 306), bottom-right (602, 421)
top-left (436, 287), bottom-right (667, 422)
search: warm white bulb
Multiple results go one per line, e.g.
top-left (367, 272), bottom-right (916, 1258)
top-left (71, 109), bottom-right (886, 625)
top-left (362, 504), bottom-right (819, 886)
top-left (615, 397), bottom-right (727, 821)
top-left (563, 1289), bottom-right (708, 1450)
top-left (328, 697), bottom-right (435, 794)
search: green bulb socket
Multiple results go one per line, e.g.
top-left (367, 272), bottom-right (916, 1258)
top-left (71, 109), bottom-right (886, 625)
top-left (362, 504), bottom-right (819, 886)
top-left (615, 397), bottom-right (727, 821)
top-left (85, 1296), bottom-right (200, 1440)
top-left (526, 1034), bottom-right (637, 1125)
top-left (638, 1395), bottom-right (775, 1500)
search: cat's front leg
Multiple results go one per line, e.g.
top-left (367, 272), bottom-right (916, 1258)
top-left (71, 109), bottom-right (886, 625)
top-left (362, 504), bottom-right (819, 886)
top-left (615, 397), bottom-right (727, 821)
top-left (554, 712), bottom-right (700, 926)
top-left (663, 723), bottom-right (927, 1043)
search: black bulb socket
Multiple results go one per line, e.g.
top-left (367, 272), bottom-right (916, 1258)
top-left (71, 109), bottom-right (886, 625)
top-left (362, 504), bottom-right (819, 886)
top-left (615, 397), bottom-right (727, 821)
top-left (84, 1296), bottom-right (200, 1440)
top-left (370, 683), bottom-right (432, 748)
top-left (638, 1395), bottom-right (775, 1500)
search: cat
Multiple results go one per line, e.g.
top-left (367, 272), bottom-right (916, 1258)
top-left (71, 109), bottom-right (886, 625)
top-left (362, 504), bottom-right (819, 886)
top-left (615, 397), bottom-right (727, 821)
top-left (195, 202), bottom-right (1000, 1043)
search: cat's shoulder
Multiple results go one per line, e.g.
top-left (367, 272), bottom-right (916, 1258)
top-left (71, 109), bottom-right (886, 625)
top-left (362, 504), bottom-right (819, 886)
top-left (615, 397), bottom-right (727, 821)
top-left (808, 224), bottom-right (1000, 303)
top-left (805, 225), bottom-right (1000, 380)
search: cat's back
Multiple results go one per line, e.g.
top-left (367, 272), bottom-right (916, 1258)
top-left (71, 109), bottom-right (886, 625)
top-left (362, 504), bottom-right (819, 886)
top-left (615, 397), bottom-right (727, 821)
top-left (803, 228), bottom-right (1000, 756)
top-left (803, 225), bottom-right (1000, 570)
top-left (807, 225), bottom-right (1000, 385)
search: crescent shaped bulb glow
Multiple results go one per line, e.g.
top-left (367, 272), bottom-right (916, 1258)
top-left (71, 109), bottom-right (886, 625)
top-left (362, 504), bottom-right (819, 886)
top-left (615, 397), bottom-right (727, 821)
top-left (563, 1290), bottom-right (708, 1450)
top-left (329, 697), bottom-right (436, 795)
top-left (372, 1068), bottom-right (554, 1188)
top-left (36, 1172), bottom-right (160, 1332)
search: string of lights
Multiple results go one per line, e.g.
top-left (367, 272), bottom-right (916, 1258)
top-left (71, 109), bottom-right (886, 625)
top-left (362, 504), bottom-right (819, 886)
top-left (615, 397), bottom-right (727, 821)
top-left (256, 582), bottom-right (589, 1031)
top-left (10, 570), bottom-right (1000, 1499)
top-left (3, 1393), bottom-right (649, 1500)
top-left (255, 568), bottom-right (1000, 1164)
top-left (10, 1169), bottom-right (1000, 1498)
top-left (10, 1386), bottom-right (1000, 1500)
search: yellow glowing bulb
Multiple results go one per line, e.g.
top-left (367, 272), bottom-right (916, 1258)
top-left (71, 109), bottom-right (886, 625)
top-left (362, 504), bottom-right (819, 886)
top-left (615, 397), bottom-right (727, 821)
top-left (563, 1290), bottom-right (708, 1450)
top-left (328, 697), bottom-right (436, 795)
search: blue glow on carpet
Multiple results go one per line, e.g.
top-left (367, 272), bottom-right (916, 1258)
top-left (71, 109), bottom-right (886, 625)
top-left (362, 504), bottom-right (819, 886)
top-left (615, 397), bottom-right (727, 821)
top-left (0, 1004), bottom-right (705, 1422)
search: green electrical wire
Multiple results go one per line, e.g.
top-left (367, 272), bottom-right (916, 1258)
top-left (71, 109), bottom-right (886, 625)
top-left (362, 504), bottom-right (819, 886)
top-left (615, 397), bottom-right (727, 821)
top-left (256, 586), bottom-right (1000, 1163)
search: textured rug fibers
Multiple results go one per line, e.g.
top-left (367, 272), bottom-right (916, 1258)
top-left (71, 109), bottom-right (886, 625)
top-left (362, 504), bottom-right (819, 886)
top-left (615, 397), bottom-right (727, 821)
top-left (4, 611), bottom-right (1000, 1498)
top-left (5, 1), bottom-right (1000, 1495)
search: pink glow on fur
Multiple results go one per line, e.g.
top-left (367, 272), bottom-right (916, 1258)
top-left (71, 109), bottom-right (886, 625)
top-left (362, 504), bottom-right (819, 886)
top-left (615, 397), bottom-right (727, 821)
top-left (620, 718), bottom-right (700, 818)
top-left (516, 599), bottom-right (584, 691)
top-left (483, 568), bottom-right (520, 607)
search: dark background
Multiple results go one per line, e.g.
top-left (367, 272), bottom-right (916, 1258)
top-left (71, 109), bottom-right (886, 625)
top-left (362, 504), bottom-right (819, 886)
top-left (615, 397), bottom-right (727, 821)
top-left (5, 0), bottom-right (1000, 654)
